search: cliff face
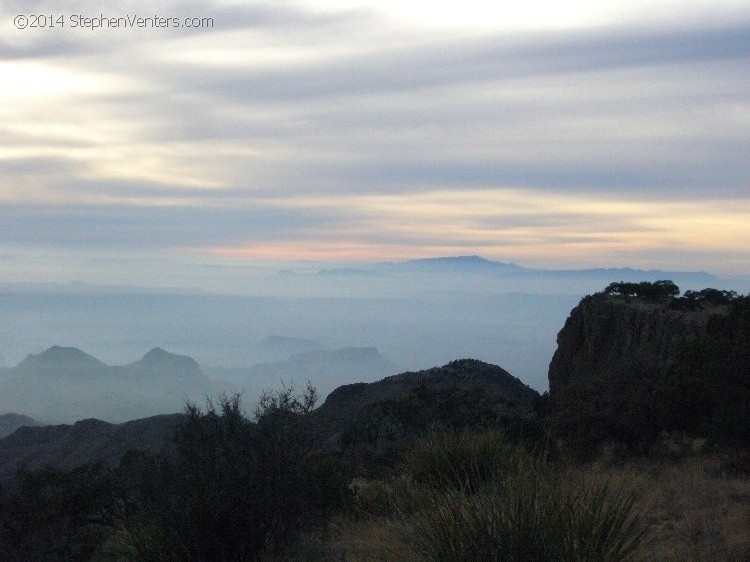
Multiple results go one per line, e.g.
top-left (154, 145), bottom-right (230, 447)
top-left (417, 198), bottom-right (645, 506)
top-left (547, 292), bottom-right (750, 448)
top-left (549, 289), bottom-right (750, 453)
top-left (548, 295), bottom-right (719, 395)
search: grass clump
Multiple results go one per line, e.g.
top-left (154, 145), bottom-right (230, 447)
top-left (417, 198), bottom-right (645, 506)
top-left (402, 429), bottom-right (648, 562)
top-left (402, 428), bottom-right (515, 492)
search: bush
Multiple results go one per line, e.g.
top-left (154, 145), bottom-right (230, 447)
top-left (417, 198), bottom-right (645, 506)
top-left (119, 387), bottom-right (351, 561)
top-left (0, 462), bottom-right (121, 561)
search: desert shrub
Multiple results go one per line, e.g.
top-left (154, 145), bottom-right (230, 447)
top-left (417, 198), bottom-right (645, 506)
top-left (120, 387), bottom-right (351, 561)
top-left (0, 462), bottom-right (121, 561)
top-left (403, 430), bottom-right (647, 562)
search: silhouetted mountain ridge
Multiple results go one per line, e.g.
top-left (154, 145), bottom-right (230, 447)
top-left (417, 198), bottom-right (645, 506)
top-left (126, 347), bottom-right (203, 380)
top-left (322, 358), bottom-right (534, 408)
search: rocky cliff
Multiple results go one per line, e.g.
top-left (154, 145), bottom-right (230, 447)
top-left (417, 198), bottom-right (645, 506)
top-left (547, 289), bottom-right (749, 448)
top-left (548, 294), bottom-right (719, 395)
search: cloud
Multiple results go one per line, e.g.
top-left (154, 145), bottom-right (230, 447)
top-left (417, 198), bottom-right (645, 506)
top-left (1, 0), bottom-right (749, 276)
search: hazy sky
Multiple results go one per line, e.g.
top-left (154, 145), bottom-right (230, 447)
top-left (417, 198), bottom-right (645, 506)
top-left (2, 0), bottom-right (749, 285)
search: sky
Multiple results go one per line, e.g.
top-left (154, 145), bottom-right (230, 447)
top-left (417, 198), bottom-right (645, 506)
top-left (2, 0), bottom-right (750, 287)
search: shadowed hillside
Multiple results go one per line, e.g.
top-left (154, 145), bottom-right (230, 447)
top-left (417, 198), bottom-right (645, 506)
top-left (0, 414), bottom-right (180, 481)
top-left (313, 359), bottom-right (541, 474)
top-left (316, 358), bottom-right (537, 429)
top-left (0, 414), bottom-right (43, 439)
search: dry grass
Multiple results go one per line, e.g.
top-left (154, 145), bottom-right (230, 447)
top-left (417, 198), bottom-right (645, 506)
top-left (322, 516), bottom-right (417, 561)
top-left (621, 454), bottom-right (750, 561)
top-left (317, 449), bottom-right (750, 561)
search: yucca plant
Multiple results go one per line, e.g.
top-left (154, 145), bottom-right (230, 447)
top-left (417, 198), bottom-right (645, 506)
top-left (402, 428), bottom-right (517, 493)
top-left (404, 430), bottom-right (648, 562)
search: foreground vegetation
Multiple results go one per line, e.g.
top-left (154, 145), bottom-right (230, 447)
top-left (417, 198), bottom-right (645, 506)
top-left (1, 389), bottom-right (748, 560)
top-left (328, 440), bottom-right (750, 561)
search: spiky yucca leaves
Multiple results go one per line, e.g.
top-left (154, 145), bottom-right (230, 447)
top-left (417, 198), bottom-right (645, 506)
top-left (403, 430), bottom-right (648, 562)
top-left (402, 428), bottom-right (517, 493)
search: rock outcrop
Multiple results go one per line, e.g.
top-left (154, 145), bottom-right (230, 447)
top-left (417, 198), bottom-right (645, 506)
top-left (548, 294), bottom-right (718, 395)
top-left (547, 289), bottom-right (749, 448)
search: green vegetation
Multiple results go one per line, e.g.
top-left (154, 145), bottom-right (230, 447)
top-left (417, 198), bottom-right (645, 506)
top-left (603, 280), bottom-right (740, 309)
top-left (604, 280), bottom-right (680, 302)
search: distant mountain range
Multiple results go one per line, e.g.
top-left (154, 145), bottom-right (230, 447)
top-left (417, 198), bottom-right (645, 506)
top-left (0, 344), bottom-right (396, 426)
top-left (257, 335), bottom-right (326, 360)
top-left (209, 346), bottom-right (395, 401)
top-left (387, 255), bottom-right (524, 272)
top-left (320, 255), bottom-right (717, 285)
top-left (0, 346), bottom-right (222, 424)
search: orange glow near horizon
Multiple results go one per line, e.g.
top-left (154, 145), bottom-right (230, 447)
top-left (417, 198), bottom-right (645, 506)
top-left (200, 242), bottom-right (477, 263)
top-left (191, 189), bottom-right (750, 271)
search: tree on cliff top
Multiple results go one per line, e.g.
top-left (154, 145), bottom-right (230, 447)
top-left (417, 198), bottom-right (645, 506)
top-left (603, 280), bottom-right (680, 302)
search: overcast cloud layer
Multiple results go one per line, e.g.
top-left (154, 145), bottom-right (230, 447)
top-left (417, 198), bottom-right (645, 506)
top-left (1, 0), bottom-right (749, 284)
